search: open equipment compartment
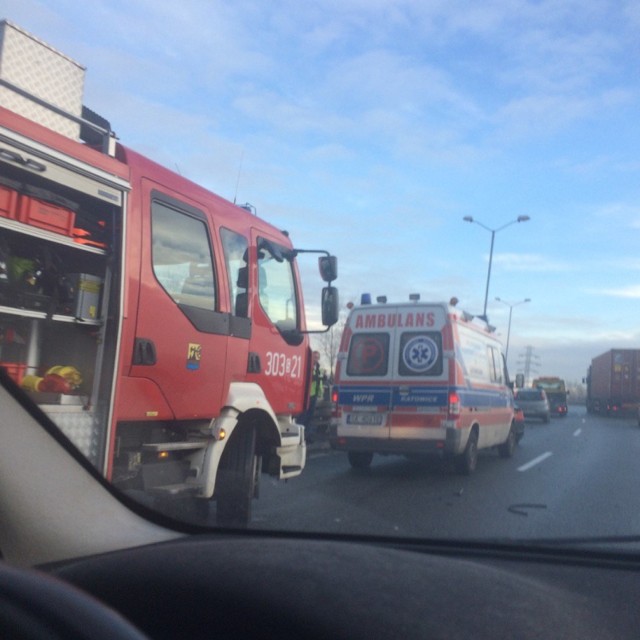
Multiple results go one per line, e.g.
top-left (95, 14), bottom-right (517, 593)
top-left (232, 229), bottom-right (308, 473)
top-left (0, 140), bottom-right (124, 467)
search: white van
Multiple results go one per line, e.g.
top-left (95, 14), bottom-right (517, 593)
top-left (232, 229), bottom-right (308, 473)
top-left (331, 298), bottom-right (518, 473)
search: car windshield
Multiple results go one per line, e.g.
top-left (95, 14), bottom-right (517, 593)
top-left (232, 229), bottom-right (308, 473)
top-left (517, 390), bottom-right (544, 401)
top-left (3, 1), bottom-right (640, 550)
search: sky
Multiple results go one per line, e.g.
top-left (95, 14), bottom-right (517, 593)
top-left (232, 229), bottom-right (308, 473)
top-left (4, 0), bottom-right (640, 383)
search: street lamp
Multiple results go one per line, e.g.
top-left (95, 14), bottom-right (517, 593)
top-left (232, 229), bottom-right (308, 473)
top-left (495, 297), bottom-right (531, 362)
top-left (463, 215), bottom-right (530, 320)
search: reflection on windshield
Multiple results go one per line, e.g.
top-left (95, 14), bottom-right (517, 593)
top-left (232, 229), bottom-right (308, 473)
top-left (258, 246), bottom-right (298, 330)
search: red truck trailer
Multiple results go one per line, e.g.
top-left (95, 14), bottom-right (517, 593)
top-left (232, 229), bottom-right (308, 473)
top-left (0, 20), bottom-right (338, 526)
top-left (585, 349), bottom-right (640, 417)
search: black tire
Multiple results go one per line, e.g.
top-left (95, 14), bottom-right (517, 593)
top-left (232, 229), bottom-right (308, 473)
top-left (215, 423), bottom-right (258, 528)
top-left (456, 430), bottom-right (478, 475)
top-left (498, 426), bottom-right (516, 458)
top-left (348, 451), bottom-right (373, 469)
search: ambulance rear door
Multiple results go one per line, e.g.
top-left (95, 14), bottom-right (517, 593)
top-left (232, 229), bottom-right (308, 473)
top-left (387, 304), bottom-right (449, 441)
top-left (338, 306), bottom-right (395, 440)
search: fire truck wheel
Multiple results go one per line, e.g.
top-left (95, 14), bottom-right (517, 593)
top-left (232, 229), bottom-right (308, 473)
top-left (215, 424), bottom-right (258, 528)
top-left (455, 430), bottom-right (478, 475)
top-left (347, 451), bottom-right (373, 469)
top-left (498, 426), bottom-right (516, 458)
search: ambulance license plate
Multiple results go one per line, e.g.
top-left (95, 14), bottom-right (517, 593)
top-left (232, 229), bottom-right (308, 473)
top-left (347, 413), bottom-right (383, 425)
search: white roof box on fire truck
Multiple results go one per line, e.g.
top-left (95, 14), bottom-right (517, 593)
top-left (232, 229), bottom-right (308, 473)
top-left (0, 20), bottom-right (115, 153)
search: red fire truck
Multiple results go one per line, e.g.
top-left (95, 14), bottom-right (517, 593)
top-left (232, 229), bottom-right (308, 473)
top-left (0, 21), bottom-right (338, 526)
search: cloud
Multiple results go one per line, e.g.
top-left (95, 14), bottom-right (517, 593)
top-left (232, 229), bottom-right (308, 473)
top-left (605, 258), bottom-right (640, 271)
top-left (593, 202), bottom-right (640, 222)
top-left (492, 90), bottom-right (631, 141)
top-left (491, 253), bottom-right (573, 272)
top-left (590, 285), bottom-right (640, 299)
top-left (231, 90), bottom-right (350, 135)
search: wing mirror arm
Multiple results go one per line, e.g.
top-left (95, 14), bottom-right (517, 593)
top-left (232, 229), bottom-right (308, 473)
top-left (292, 249), bottom-right (339, 332)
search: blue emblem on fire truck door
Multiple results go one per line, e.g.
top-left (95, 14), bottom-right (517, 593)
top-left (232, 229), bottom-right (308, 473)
top-left (402, 335), bottom-right (439, 373)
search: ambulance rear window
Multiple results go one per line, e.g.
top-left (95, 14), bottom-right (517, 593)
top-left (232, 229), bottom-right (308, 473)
top-left (347, 333), bottom-right (389, 377)
top-left (398, 331), bottom-right (443, 377)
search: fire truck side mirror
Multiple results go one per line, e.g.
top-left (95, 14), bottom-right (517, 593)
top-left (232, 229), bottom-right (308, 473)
top-left (258, 238), bottom-right (286, 262)
top-left (237, 266), bottom-right (248, 289)
top-left (321, 286), bottom-right (339, 327)
top-left (319, 255), bottom-right (337, 282)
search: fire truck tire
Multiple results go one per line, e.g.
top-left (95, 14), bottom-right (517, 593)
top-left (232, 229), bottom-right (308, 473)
top-left (215, 423), bottom-right (258, 528)
top-left (498, 426), bottom-right (516, 458)
top-left (455, 430), bottom-right (478, 475)
top-left (348, 451), bottom-right (373, 469)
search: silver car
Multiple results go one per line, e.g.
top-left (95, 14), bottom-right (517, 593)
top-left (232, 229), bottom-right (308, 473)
top-left (515, 388), bottom-right (551, 423)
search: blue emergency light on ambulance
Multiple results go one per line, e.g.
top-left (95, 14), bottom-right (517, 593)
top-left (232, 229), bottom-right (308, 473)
top-left (331, 297), bottom-right (518, 474)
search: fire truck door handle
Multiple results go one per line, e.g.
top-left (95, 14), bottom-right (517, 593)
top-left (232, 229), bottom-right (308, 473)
top-left (247, 352), bottom-right (261, 373)
top-left (133, 338), bottom-right (157, 366)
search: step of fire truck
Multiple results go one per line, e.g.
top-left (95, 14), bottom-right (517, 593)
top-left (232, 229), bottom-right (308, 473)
top-left (148, 483), bottom-right (199, 497)
top-left (142, 442), bottom-right (208, 453)
top-left (142, 441), bottom-right (207, 498)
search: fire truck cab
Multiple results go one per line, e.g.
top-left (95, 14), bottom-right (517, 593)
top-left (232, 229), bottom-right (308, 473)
top-left (331, 296), bottom-right (517, 474)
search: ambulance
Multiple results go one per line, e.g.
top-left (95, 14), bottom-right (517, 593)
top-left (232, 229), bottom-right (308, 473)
top-left (331, 296), bottom-right (518, 474)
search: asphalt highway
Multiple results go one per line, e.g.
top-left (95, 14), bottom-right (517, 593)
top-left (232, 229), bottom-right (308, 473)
top-left (249, 406), bottom-right (640, 545)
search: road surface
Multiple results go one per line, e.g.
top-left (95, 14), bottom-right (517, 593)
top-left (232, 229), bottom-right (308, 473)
top-left (249, 406), bottom-right (640, 544)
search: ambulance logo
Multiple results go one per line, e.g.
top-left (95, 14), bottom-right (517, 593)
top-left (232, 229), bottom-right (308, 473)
top-left (402, 335), bottom-right (439, 373)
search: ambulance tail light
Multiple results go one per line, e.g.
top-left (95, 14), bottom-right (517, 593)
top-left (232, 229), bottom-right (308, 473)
top-left (448, 391), bottom-right (461, 419)
top-left (331, 388), bottom-right (341, 418)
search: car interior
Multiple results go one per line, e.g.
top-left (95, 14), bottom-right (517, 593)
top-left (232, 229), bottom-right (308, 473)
top-left (1, 372), bottom-right (640, 639)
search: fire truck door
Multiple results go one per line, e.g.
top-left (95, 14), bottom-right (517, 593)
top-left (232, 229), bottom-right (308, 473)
top-left (130, 185), bottom-right (228, 419)
top-left (249, 230), bottom-right (307, 416)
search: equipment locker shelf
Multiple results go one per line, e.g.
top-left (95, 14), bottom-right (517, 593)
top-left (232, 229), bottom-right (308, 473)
top-left (0, 174), bottom-right (117, 465)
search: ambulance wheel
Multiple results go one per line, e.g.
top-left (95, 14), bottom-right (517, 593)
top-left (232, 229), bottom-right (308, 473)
top-left (456, 430), bottom-right (478, 475)
top-left (348, 451), bottom-right (373, 469)
top-left (216, 423), bottom-right (258, 528)
top-left (498, 426), bottom-right (516, 458)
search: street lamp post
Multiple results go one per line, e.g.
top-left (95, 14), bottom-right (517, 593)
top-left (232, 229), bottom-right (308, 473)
top-left (463, 215), bottom-right (530, 320)
top-left (495, 297), bottom-right (531, 361)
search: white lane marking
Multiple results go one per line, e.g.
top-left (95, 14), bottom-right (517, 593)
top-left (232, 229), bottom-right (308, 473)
top-left (573, 428), bottom-right (582, 437)
top-left (518, 451), bottom-right (553, 472)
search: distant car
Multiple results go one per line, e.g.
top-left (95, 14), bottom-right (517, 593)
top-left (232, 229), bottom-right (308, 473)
top-left (515, 389), bottom-right (551, 423)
